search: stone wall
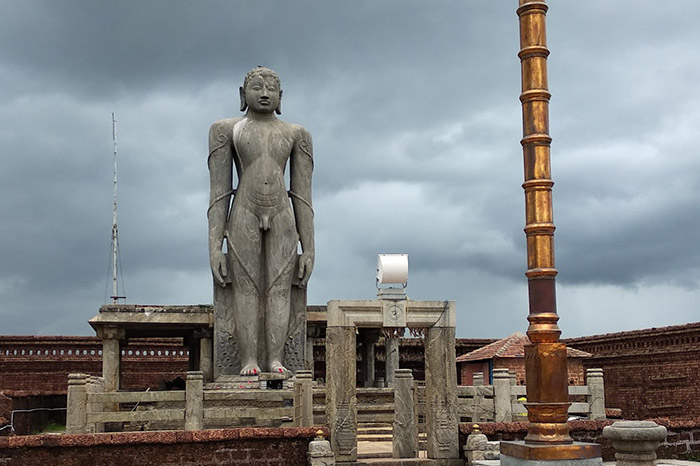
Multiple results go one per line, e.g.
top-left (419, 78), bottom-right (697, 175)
top-left (460, 418), bottom-right (700, 461)
top-left (0, 427), bottom-right (324, 466)
top-left (566, 322), bottom-right (700, 419)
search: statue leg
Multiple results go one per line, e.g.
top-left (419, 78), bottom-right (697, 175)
top-left (228, 207), bottom-right (264, 376)
top-left (264, 208), bottom-right (297, 375)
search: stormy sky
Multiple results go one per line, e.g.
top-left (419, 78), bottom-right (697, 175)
top-left (1, 1), bottom-right (699, 338)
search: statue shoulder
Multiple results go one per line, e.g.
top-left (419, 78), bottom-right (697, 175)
top-left (288, 123), bottom-right (312, 142)
top-left (209, 117), bottom-right (242, 138)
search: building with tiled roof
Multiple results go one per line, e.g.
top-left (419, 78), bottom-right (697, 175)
top-left (456, 332), bottom-right (591, 386)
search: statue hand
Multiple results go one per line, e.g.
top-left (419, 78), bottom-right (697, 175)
top-left (297, 250), bottom-right (315, 288)
top-left (210, 249), bottom-right (228, 287)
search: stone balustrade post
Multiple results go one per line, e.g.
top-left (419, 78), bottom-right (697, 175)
top-left (185, 371), bottom-right (204, 431)
top-left (587, 368), bottom-right (606, 420)
top-left (86, 376), bottom-right (105, 433)
top-left (308, 430), bottom-right (335, 466)
top-left (393, 368), bottom-right (417, 458)
top-left (464, 424), bottom-right (489, 466)
top-left (294, 369), bottom-right (314, 427)
top-left (472, 372), bottom-right (485, 422)
top-left (603, 420), bottom-right (667, 466)
top-left (493, 368), bottom-right (512, 422)
top-left (66, 373), bottom-right (88, 434)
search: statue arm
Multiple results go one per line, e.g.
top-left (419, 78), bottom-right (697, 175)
top-left (207, 121), bottom-right (234, 287)
top-left (290, 127), bottom-right (315, 287)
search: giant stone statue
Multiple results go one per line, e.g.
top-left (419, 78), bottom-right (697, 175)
top-left (208, 67), bottom-right (314, 377)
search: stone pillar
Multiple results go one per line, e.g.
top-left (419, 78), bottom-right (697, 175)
top-left (294, 369), bottom-right (314, 427)
top-left (424, 326), bottom-right (459, 459)
top-left (362, 332), bottom-right (376, 388)
top-left (393, 368), bottom-right (417, 458)
top-left (185, 371), bottom-right (204, 431)
top-left (66, 373), bottom-right (88, 434)
top-left (308, 430), bottom-right (335, 466)
top-left (602, 421), bottom-right (667, 466)
top-left (473, 372), bottom-right (484, 386)
top-left (493, 368), bottom-right (512, 422)
top-left (198, 330), bottom-right (213, 383)
top-left (587, 368), bottom-right (605, 420)
top-left (306, 334), bottom-right (315, 372)
top-left (385, 335), bottom-right (399, 387)
top-left (98, 326), bottom-right (124, 392)
top-left (326, 326), bottom-right (357, 462)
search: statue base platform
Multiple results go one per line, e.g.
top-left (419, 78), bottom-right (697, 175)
top-left (207, 372), bottom-right (292, 390)
top-left (500, 441), bottom-right (601, 466)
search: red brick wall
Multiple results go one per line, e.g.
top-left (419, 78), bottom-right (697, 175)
top-left (460, 361), bottom-right (490, 385)
top-left (566, 322), bottom-right (700, 419)
top-left (0, 427), bottom-right (324, 466)
top-left (459, 358), bottom-right (586, 386)
top-left (0, 336), bottom-right (189, 395)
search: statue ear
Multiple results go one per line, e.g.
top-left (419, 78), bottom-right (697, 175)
top-left (275, 89), bottom-right (283, 115)
top-left (239, 86), bottom-right (247, 112)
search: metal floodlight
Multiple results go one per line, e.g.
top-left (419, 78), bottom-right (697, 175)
top-left (376, 254), bottom-right (408, 300)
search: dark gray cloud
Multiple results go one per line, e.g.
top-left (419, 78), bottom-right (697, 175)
top-left (1, 1), bottom-right (699, 339)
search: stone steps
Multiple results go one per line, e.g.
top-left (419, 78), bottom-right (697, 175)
top-left (358, 422), bottom-right (393, 442)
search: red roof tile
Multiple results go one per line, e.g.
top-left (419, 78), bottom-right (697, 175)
top-left (456, 332), bottom-right (590, 362)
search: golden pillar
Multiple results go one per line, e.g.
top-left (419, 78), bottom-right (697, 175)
top-left (500, 4), bottom-right (603, 461)
top-left (516, 0), bottom-right (572, 446)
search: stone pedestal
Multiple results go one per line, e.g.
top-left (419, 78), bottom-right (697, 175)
top-left (425, 326), bottom-right (459, 459)
top-left (326, 326), bottom-right (357, 462)
top-left (602, 420), bottom-right (667, 466)
top-left (393, 368), bottom-right (417, 458)
top-left (501, 442), bottom-right (602, 466)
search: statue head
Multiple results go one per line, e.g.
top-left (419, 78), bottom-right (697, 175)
top-left (240, 66), bottom-right (282, 115)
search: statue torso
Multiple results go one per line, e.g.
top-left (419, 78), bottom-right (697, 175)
top-left (231, 117), bottom-right (297, 230)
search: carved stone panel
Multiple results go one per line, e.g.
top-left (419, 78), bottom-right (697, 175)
top-left (425, 326), bottom-right (459, 459)
top-left (326, 326), bottom-right (357, 461)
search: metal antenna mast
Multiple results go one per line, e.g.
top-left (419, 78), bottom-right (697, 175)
top-left (110, 113), bottom-right (126, 303)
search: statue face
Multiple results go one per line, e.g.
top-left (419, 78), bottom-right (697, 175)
top-left (244, 74), bottom-right (280, 114)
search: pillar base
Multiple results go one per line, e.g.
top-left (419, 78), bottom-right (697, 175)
top-left (501, 441), bottom-right (601, 466)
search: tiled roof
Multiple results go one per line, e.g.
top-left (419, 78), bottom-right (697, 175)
top-left (456, 332), bottom-right (591, 362)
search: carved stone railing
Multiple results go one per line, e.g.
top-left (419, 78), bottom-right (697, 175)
top-left (455, 368), bottom-right (606, 423)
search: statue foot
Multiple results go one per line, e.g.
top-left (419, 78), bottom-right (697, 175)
top-left (240, 363), bottom-right (261, 376)
top-left (269, 361), bottom-right (290, 376)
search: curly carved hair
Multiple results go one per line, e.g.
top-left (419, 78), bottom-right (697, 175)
top-left (243, 66), bottom-right (281, 90)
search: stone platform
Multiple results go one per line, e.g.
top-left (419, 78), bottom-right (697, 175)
top-left (206, 373), bottom-right (292, 390)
